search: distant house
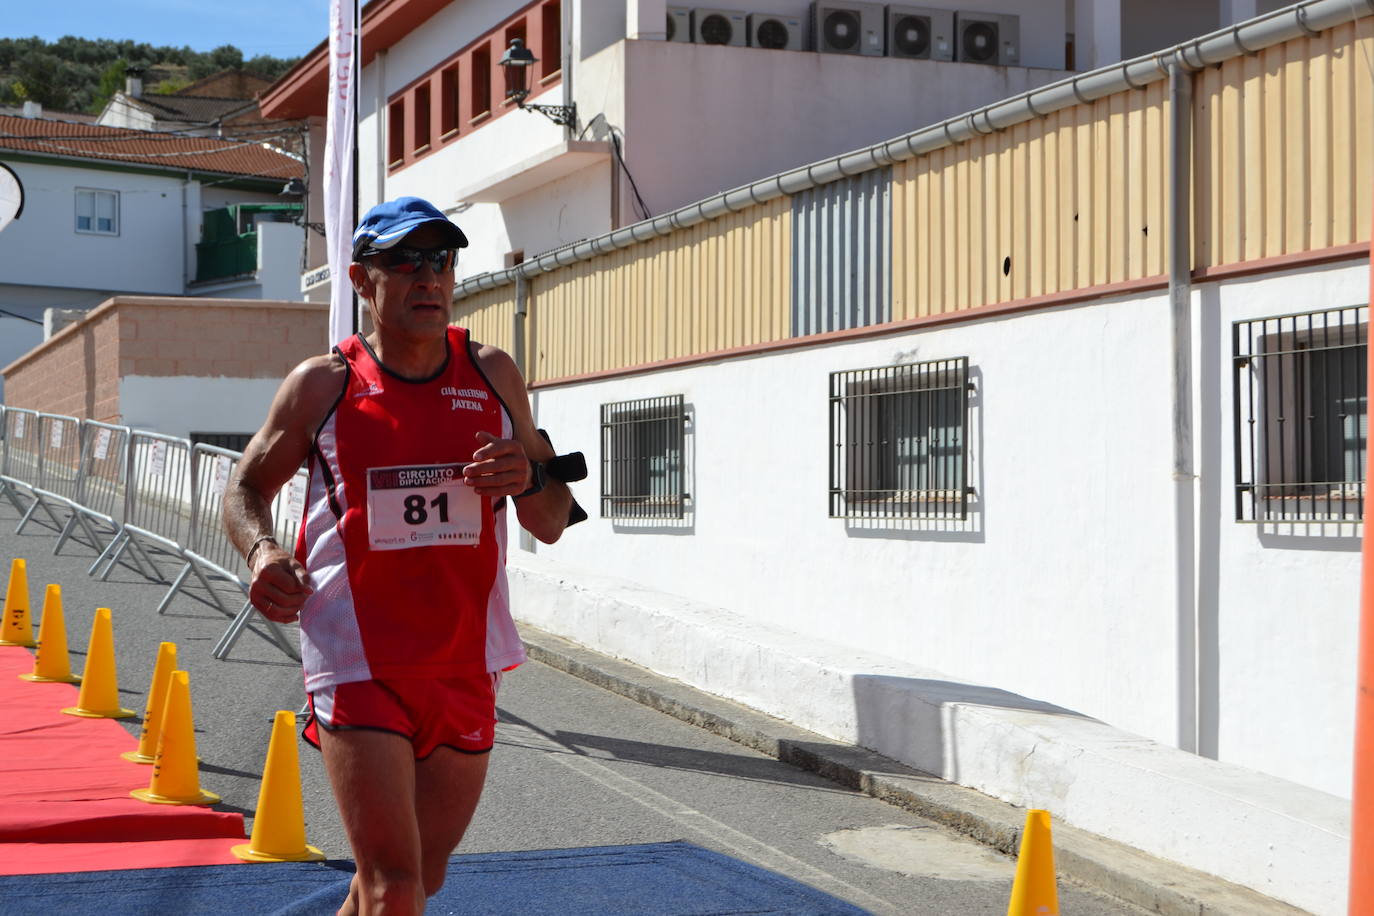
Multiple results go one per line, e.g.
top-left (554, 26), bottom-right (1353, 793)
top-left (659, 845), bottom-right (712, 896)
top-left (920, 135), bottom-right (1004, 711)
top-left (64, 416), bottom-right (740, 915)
top-left (98, 68), bottom-right (279, 135)
top-left (0, 113), bottom-right (306, 400)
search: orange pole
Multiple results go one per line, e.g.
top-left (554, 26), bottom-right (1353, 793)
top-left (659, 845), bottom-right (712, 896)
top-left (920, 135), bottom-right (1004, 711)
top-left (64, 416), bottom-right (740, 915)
top-left (1350, 201), bottom-right (1374, 914)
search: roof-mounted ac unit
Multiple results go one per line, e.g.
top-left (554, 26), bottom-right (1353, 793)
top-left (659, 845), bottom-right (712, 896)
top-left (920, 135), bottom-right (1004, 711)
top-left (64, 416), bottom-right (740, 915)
top-left (885, 5), bottom-right (953, 61)
top-left (812, 2), bottom-right (885, 56)
top-left (748, 13), bottom-right (804, 50)
top-left (693, 8), bottom-right (748, 46)
top-left (667, 6), bottom-right (692, 42)
top-left (954, 11), bottom-right (1019, 65)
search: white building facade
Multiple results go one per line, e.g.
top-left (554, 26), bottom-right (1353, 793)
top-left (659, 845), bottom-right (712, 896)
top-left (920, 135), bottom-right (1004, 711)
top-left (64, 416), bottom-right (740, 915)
top-left (0, 115), bottom-right (306, 400)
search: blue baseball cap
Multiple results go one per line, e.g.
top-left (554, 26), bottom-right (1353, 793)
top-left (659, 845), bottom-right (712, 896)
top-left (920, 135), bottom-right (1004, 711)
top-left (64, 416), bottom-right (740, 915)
top-left (351, 196), bottom-right (469, 259)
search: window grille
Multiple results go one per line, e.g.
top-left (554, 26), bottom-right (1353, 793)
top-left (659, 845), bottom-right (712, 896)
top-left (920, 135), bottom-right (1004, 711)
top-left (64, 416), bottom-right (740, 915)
top-left (1233, 305), bottom-right (1366, 523)
top-left (829, 358), bottom-right (969, 520)
top-left (600, 395), bottom-right (687, 519)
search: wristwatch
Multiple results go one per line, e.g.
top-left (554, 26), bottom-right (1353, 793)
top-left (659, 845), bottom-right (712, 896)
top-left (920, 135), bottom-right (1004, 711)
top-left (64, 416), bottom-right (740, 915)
top-left (515, 458), bottom-right (546, 499)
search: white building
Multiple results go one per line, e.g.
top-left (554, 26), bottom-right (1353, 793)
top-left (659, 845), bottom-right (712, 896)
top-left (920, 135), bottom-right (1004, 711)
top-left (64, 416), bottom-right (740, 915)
top-left (0, 114), bottom-right (307, 400)
top-left (258, 0), bottom-right (1366, 911)
top-left (262, 0), bottom-right (1291, 304)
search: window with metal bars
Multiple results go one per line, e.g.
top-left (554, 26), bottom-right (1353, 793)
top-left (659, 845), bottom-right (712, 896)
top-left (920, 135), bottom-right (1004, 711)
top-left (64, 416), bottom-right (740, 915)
top-left (1233, 305), bottom-right (1367, 523)
top-left (600, 395), bottom-right (687, 519)
top-left (829, 358), bottom-right (969, 520)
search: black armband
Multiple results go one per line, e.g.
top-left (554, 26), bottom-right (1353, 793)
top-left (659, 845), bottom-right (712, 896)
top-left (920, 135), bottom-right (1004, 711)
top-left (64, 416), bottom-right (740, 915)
top-left (535, 428), bottom-right (588, 525)
top-left (536, 429), bottom-right (588, 482)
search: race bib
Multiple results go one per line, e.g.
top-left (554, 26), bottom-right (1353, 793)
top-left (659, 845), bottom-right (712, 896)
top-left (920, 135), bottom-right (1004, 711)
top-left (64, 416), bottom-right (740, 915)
top-left (366, 462), bottom-right (480, 550)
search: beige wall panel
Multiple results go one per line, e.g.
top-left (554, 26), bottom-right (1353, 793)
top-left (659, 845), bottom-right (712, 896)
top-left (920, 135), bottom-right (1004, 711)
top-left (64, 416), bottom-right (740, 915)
top-left (1282, 39), bottom-right (1310, 254)
top-left (519, 199), bottom-right (790, 379)
top-left (1194, 24), bottom-right (1371, 266)
top-left (462, 23), bottom-right (1367, 385)
top-left (1308, 27), bottom-right (1333, 252)
top-left (1145, 82), bottom-right (1165, 275)
top-left (452, 286), bottom-right (515, 359)
top-left (1027, 120), bottom-right (1045, 299)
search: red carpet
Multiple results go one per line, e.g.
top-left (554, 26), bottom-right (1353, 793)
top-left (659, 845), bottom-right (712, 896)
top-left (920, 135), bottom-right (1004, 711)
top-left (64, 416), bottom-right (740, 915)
top-left (0, 646), bottom-right (247, 875)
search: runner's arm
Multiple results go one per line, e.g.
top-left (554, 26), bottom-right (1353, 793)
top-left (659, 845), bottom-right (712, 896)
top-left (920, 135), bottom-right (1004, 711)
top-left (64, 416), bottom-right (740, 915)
top-left (223, 354), bottom-right (344, 622)
top-left (469, 342), bottom-right (573, 544)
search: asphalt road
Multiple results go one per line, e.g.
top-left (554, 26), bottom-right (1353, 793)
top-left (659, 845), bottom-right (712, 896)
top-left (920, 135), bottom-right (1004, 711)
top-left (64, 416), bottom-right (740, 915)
top-left (0, 497), bottom-right (1147, 915)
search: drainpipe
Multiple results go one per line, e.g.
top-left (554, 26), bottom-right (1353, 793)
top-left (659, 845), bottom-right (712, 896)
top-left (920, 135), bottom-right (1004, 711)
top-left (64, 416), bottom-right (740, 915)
top-left (514, 273), bottom-right (535, 554)
top-left (1168, 62), bottom-right (1198, 754)
top-left (513, 273), bottom-right (528, 378)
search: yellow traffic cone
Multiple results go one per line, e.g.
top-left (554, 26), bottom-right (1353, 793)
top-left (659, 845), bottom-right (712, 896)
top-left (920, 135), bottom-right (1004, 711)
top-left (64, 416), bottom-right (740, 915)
top-left (131, 670), bottom-right (220, 806)
top-left (61, 608), bottom-right (134, 718)
top-left (232, 710), bottom-right (324, 862)
top-left (0, 558), bottom-right (35, 647)
top-left (1007, 809), bottom-right (1059, 916)
top-left (19, 584), bottom-right (80, 683)
top-left (122, 642), bottom-right (177, 763)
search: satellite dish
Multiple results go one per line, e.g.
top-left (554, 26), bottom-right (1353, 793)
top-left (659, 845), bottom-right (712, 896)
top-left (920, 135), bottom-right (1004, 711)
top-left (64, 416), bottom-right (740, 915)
top-left (0, 162), bottom-right (23, 234)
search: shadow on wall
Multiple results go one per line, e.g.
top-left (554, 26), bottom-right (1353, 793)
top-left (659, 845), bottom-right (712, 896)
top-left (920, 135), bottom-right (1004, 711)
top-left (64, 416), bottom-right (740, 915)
top-left (849, 673), bottom-right (1088, 783)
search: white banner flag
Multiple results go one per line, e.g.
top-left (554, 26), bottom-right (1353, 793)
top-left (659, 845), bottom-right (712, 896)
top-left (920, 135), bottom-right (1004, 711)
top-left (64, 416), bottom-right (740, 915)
top-left (324, 0), bottom-right (357, 348)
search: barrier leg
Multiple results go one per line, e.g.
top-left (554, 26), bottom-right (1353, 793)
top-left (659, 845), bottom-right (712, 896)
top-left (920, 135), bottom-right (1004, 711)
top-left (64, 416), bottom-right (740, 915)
top-left (125, 537), bottom-right (167, 583)
top-left (211, 601), bottom-right (258, 659)
top-left (53, 513), bottom-right (81, 554)
top-left (156, 562), bottom-right (194, 615)
top-left (93, 532), bottom-right (130, 579)
top-left (189, 564), bottom-right (233, 617)
top-left (13, 497), bottom-right (41, 534)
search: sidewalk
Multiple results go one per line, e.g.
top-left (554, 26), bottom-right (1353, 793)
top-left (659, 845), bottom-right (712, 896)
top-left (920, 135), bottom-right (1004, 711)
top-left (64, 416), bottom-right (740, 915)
top-left (509, 553), bottom-right (1338, 916)
top-left (516, 625), bottom-right (1308, 916)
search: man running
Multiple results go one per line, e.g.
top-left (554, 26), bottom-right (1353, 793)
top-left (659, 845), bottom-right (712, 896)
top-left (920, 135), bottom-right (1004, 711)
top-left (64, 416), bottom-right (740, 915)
top-left (225, 196), bottom-right (572, 915)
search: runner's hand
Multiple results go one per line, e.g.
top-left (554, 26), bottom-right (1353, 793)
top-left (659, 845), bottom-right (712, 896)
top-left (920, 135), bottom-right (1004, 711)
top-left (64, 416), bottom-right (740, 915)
top-left (250, 545), bottom-right (313, 623)
top-left (463, 430), bottom-right (531, 498)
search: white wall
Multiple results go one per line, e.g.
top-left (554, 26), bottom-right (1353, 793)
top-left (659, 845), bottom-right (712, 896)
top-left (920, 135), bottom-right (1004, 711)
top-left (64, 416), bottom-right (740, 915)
top-left (506, 259), bottom-right (1366, 798)
top-left (616, 38), bottom-right (1072, 222)
top-left (119, 376), bottom-right (283, 439)
top-left (0, 161), bottom-right (186, 295)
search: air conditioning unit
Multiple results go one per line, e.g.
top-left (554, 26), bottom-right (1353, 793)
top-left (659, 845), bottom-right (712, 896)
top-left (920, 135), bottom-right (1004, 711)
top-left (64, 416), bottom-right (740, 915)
top-left (954, 11), bottom-right (1019, 65)
top-left (693, 8), bottom-right (748, 46)
top-left (667, 6), bottom-right (692, 42)
top-left (885, 5), bottom-right (953, 61)
top-left (812, 2), bottom-right (885, 56)
top-left (748, 13), bottom-right (805, 50)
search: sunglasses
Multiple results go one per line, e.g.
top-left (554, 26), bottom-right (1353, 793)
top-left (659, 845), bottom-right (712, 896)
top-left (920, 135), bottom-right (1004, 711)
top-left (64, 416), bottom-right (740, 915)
top-left (360, 246), bottom-right (457, 274)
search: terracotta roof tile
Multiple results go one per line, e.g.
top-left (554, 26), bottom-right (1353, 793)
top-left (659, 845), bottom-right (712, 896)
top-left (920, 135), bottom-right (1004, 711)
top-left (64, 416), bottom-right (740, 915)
top-left (0, 115), bottom-right (303, 180)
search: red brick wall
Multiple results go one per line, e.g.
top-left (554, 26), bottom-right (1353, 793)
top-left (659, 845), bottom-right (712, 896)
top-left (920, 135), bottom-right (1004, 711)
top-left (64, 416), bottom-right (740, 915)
top-left (2, 296), bottom-right (328, 421)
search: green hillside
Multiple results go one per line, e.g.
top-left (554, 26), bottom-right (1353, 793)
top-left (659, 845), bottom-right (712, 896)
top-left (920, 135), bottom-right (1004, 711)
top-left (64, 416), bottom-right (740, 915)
top-left (0, 37), bottom-right (299, 114)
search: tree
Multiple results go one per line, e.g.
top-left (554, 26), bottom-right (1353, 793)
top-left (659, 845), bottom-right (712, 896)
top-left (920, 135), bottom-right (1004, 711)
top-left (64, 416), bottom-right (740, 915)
top-left (88, 58), bottom-right (128, 113)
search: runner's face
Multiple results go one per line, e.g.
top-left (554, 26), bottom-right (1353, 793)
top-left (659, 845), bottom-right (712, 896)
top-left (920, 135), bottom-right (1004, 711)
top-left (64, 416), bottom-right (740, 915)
top-left (359, 224), bottom-right (456, 339)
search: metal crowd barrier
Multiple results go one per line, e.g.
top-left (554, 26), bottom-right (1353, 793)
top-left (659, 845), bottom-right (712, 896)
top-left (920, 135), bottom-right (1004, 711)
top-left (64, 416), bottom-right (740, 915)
top-left (0, 409), bottom-right (305, 662)
top-left (14, 413), bottom-right (85, 537)
top-left (0, 407), bottom-right (41, 516)
top-left (208, 462), bottom-right (308, 661)
top-left (91, 431), bottom-right (194, 584)
top-left (155, 444), bottom-right (298, 661)
top-left (54, 420), bottom-right (131, 558)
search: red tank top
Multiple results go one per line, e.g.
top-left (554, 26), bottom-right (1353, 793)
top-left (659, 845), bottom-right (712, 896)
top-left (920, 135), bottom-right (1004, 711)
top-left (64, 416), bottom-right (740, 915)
top-left (293, 327), bottom-right (525, 690)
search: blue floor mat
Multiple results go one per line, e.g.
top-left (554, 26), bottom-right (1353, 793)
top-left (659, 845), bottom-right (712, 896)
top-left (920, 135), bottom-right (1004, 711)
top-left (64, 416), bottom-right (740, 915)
top-left (0, 841), bottom-right (871, 915)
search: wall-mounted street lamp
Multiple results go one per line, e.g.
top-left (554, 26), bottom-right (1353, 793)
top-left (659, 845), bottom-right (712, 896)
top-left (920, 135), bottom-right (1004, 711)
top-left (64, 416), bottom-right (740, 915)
top-left (498, 38), bottom-right (577, 127)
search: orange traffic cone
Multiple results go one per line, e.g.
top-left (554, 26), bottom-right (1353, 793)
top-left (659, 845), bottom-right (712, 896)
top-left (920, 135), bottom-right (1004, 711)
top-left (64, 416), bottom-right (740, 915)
top-left (19, 584), bottom-right (80, 683)
top-left (1007, 809), bottom-right (1059, 916)
top-left (232, 710), bottom-right (324, 862)
top-left (0, 558), bottom-right (35, 647)
top-left (122, 642), bottom-right (177, 763)
top-left (131, 670), bottom-right (220, 806)
top-left (61, 608), bottom-right (134, 718)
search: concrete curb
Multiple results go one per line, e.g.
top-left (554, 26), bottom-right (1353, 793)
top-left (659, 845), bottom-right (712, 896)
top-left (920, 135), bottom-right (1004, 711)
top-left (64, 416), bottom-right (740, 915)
top-left (519, 624), bottom-right (1308, 916)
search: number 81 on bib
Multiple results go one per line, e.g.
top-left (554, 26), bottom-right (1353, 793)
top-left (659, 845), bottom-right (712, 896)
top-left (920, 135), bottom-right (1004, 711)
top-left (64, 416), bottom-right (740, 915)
top-left (366, 463), bottom-right (481, 550)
